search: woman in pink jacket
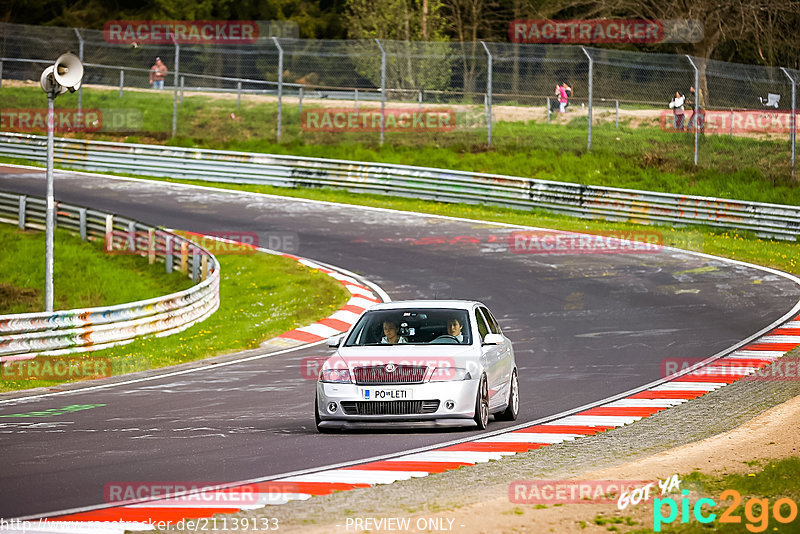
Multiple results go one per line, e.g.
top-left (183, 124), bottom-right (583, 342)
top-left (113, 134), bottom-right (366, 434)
top-left (557, 82), bottom-right (569, 113)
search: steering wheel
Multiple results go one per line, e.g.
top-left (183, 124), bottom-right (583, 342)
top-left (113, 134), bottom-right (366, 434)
top-left (431, 334), bottom-right (460, 344)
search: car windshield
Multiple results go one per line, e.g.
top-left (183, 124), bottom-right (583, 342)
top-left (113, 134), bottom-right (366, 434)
top-left (344, 309), bottom-right (472, 346)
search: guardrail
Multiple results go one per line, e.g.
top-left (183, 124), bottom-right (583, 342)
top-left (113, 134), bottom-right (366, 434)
top-left (0, 132), bottom-right (798, 239)
top-left (0, 190), bottom-right (220, 361)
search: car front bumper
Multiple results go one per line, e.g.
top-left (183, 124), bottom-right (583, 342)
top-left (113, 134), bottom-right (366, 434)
top-left (316, 378), bottom-right (480, 428)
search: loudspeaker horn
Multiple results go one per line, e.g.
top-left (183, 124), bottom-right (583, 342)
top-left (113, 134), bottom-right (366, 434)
top-left (53, 52), bottom-right (84, 89)
top-left (40, 66), bottom-right (68, 95)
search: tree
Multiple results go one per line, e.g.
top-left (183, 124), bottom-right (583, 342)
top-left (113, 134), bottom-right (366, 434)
top-left (528, 0), bottom-right (800, 105)
top-left (343, 0), bottom-right (453, 92)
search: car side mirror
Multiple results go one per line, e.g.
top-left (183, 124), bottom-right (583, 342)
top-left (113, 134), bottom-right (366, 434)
top-left (327, 335), bottom-right (343, 348)
top-left (483, 333), bottom-right (504, 345)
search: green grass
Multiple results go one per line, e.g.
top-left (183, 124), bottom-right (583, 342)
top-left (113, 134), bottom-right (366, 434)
top-left (0, 223), bottom-right (193, 314)
top-left (0, 224), bottom-right (350, 392)
top-left (641, 457), bottom-right (800, 533)
top-left (2, 84), bottom-right (798, 205)
top-left (88, 250), bottom-right (350, 374)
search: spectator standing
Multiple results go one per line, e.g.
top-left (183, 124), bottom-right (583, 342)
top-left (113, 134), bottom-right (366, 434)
top-left (149, 57), bottom-right (168, 90)
top-left (669, 91), bottom-right (685, 131)
top-left (557, 82), bottom-right (569, 113)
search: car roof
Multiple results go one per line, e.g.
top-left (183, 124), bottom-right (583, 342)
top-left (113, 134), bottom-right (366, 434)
top-left (367, 300), bottom-right (483, 311)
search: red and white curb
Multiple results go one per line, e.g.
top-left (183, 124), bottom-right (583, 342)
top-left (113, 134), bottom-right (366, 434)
top-left (266, 254), bottom-right (384, 347)
top-left (13, 314), bottom-right (798, 533)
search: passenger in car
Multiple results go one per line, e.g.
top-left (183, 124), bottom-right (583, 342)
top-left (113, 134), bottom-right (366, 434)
top-left (447, 317), bottom-right (464, 343)
top-left (381, 320), bottom-right (408, 344)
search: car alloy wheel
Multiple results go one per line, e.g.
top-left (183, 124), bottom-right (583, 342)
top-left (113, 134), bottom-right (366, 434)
top-left (474, 375), bottom-right (489, 430)
top-left (496, 370), bottom-right (519, 421)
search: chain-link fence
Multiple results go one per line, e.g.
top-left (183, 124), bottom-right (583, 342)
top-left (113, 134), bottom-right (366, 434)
top-left (1, 21), bottom-right (798, 175)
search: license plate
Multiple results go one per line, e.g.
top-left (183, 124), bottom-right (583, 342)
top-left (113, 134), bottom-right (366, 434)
top-left (361, 388), bottom-right (413, 400)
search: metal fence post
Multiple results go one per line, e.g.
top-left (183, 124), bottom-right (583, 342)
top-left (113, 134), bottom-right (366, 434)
top-left (237, 80), bottom-right (242, 108)
top-left (418, 90), bottom-right (422, 111)
top-left (581, 47), bottom-right (593, 151)
top-left (78, 207), bottom-right (87, 240)
top-left (615, 100), bottom-right (619, 128)
top-left (355, 88), bottom-right (359, 113)
top-left (192, 249), bottom-right (200, 283)
top-left (686, 55), bottom-right (699, 166)
top-left (45, 93), bottom-right (55, 312)
top-left (730, 108), bottom-right (733, 136)
top-left (375, 39), bottom-right (386, 146)
top-left (180, 241), bottom-right (188, 274)
top-left (74, 28), bottom-right (84, 117)
top-left (105, 214), bottom-right (114, 252)
top-left (273, 37), bottom-right (284, 142)
top-left (119, 70), bottom-right (124, 97)
top-left (180, 76), bottom-right (184, 104)
top-left (165, 236), bottom-right (173, 274)
top-left (298, 87), bottom-right (303, 115)
top-left (18, 196), bottom-right (26, 229)
top-left (481, 41), bottom-right (492, 146)
top-left (780, 67), bottom-right (796, 172)
top-left (127, 221), bottom-right (136, 252)
top-left (172, 42), bottom-right (180, 138)
top-left (148, 228), bottom-right (156, 264)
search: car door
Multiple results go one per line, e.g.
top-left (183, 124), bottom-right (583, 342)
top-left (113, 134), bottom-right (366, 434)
top-left (475, 307), bottom-right (503, 408)
top-left (480, 306), bottom-right (513, 408)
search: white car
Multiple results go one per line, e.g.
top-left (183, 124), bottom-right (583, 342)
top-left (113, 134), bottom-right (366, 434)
top-left (315, 300), bottom-right (518, 431)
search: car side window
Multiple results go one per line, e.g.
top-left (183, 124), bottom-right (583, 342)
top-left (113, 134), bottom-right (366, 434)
top-left (480, 307), bottom-right (501, 334)
top-left (474, 308), bottom-right (489, 340)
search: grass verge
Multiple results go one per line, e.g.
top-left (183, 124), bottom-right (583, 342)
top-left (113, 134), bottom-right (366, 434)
top-left (0, 224), bottom-right (350, 393)
top-left (0, 223), bottom-right (193, 314)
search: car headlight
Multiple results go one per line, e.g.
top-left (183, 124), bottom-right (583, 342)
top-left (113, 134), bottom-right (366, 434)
top-left (319, 368), bottom-right (352, 383)
top-left (429, 367), bottom-right (471, 382)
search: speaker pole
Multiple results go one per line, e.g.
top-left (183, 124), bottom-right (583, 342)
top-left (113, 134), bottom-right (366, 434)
top-left (45, 90), bottom-right (55, 312)
top-left (40, 52), bottom-right (83, 312)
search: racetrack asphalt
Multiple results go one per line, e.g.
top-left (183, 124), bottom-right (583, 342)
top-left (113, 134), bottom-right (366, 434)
top-left (1, 166), bottom-right (798, 519)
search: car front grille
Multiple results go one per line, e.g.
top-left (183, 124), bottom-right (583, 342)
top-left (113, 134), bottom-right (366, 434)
top-left (353, 365), bottom-right (427, 385)
top-left (340, 400), bottom-right (440, 415)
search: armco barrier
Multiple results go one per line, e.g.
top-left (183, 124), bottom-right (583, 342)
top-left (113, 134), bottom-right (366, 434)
top-left (0, 133), bottom-right (799, 239)
top-left (0, 190), bottom-right (220, 361)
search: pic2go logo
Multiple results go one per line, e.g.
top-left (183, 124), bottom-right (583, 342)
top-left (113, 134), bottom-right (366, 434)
top-left (654, 490), bottom-right (799, 532)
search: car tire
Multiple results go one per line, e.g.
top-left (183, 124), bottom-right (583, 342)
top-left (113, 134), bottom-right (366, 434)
top-left (495, 369), bottom-right (519, 421)
top-left (473, 375), bottom-right (489, 430)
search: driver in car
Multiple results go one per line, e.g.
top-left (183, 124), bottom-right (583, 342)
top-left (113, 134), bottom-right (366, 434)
top-left (381, 320), bottom-right (407, 344)
top-left (447, 317), bottom-right (464, 343)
